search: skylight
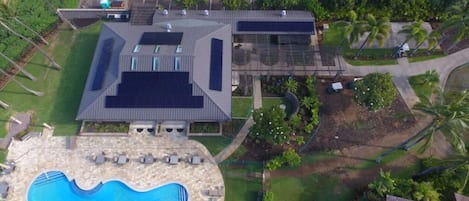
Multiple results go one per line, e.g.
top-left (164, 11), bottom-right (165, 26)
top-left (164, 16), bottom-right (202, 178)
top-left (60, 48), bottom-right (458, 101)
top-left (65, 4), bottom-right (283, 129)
top-left (131, 57), bottom-right (137, 71)
top-left (153, 57), bottom-right (159, 71)
top-left (176, 45), bottom-right (182, 53)
top-left (133, 45), bottom-right (141, 53)
top-left (155, 45), bottom-right (160, 53)
top-left (174, 57), bottom-right (181, 71)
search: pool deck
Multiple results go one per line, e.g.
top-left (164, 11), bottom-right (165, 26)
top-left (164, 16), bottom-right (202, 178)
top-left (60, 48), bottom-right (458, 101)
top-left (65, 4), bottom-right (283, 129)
top-left (3, 129), bottom-right (224, 201)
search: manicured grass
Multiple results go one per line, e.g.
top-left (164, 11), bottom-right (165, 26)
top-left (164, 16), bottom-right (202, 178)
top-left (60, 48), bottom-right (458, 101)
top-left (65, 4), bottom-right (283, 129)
top-left (322, 23), bottom-right (346, 46)
top-left (343, 49), bottom-right (398, 66)
top-left (409, 74), bottom-right (436, 99)
top-left (0, 23), bottom-right (102, 136)
top-left (190, 136), bottom-right (232, 156)
top-left (344, 58), bottom-right (398, 66)
top-left (232, 96), bottom-right (253, 118)
top-left (222, 166), bottom-right (263, 201)
top-left (408, 52), bottom-right (446, 63)
top-left (270, 174), bottom-right (354, 201)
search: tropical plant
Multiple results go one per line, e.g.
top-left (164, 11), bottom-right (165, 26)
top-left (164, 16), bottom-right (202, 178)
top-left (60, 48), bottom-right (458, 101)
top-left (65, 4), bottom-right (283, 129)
top-left (354, 14), bottom-right (391, 58)
top-left (398, 20), bottom-right (428, 53)
top-left (354, 73), bottom-right (397, 111)
top-left (334, 10), bottom-right (365, 46)
top-left (409, 89), bottom-right (469, 154)
top-left (439, 3), bottom-right (469, 51)
top-left (223, 0), bottom-right (249, 10)
top-left (0, 21), bottom-right (61, 70)
top-left (176, 0), bottom-right (207, 9)
top-left (265, 148), bottom-right (301, 170)
top-left (0, 3), bottom-right (48, 45)
top-left (257, 0), bottom-right (300, 9)
top-left (263, 191), bottom-right (274, 201)
top-left (303, 0), bottom-right (329, 20)
top-left (412, 182), bottom-right (440, 201)
top-left (368, 170), bottom-right (396, 197)
top-left (249, 106), bottom-right (292, 145)
top-left (301, 96), bottom-right (319, 110)
top-left (284, 78), bottom-right (298, 93)
top-left (420, 70), bottom-right (440, 89)
top-left (412, 30), bottom-right (442, 56)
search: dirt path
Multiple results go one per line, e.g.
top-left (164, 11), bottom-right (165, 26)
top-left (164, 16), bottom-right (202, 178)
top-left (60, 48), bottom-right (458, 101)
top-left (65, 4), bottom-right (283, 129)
top-left (270, 114), bottom-right (452, 187)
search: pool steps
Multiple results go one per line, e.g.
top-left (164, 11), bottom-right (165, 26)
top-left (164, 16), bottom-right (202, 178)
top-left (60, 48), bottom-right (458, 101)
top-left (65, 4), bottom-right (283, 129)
top-left (31, 171), bottom-right (65, 187)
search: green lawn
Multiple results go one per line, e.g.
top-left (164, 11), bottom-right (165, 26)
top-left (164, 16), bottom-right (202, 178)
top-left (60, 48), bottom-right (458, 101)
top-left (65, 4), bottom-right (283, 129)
top-left (322, 23), bottom-right (345, 46)
top-left (0, 23), bottom-right (102, 137)
top-left (408, 52), bottom-right (446, 63)
top-left (222, 166), bottom-right (263, 201)
top-left (232, 96), bottom-right (253, 118)
top-left (262, 97), bottom-right (292, 115)
top-left (190, 136), bottom-right (232, 156)
top-left (409, 74), bottom-right (436, 99)
top-left (343, 49), bottom-right (398, 66)
top-left (0, 150), bottom-right (7, 164)
top-left (270, 174), bottom-right (354, 201)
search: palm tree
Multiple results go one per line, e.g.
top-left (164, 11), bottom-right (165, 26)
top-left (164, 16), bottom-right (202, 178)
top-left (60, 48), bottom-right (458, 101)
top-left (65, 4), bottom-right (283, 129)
top-left (408, 89), bottom-right (469, 153)
top-left (0, 52), bottom-right (36, 81)
top-left (411, 31), bottom-right (441, 56)
top-left (439, 3), bottom-right (469, 51)
top-left (334, 10), bottom-right (365, 46)
top-left (398, 20), bottom-right (428, 56)
top-left (0, 21), bottom-right (61, 70)
top-left (0, 68), bottom-right (43, 96)
top-left (377, 89), bottom-right (469, 163)
top-left (354, 14), bottom-right (390, 58)
top-left (414, 154), bottom-right (469, 193)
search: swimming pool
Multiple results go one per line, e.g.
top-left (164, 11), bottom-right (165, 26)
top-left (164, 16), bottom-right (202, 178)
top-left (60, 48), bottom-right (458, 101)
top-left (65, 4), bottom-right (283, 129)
top-left (28, 171), bottom-right (188, 201)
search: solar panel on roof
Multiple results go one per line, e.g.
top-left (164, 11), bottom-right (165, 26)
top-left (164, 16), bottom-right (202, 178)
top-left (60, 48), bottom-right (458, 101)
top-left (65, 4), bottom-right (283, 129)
top-left (209, 38), bottom-right (223, 91)
top-left (91, 38), bottom-right (114, 91)
top-left (237, 21), bottom-right (315, 33)
top-left (105, 72), bottom-right (204, 108)
top-left (139, 32), bottom-right (183, 45)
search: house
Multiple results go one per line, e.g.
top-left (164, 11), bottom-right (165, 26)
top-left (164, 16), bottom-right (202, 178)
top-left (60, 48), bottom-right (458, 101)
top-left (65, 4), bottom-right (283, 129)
top-left (76, 10), bottom-right (315, 135)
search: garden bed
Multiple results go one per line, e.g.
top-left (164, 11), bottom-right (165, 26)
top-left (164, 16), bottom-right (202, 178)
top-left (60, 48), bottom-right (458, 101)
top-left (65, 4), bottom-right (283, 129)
top-left (82, 122), bottom-right (129, 133)
top-left (306, 76), bottom-right (416, 151)
top-left (189, 122), bottom-right (220, 133)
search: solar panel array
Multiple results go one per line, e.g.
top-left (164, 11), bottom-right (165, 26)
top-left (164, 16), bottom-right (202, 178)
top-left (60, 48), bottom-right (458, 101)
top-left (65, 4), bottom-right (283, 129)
top-left (91, 38), bottom-right (114, 91)
top-left (139, 32), bottom-right (183, 45)
top-left (237, 21), bottom-right (315, 33)
top-left (209, 38), bottom-right (223, 91)
top-left (105, 72), bottom-right (204, 108)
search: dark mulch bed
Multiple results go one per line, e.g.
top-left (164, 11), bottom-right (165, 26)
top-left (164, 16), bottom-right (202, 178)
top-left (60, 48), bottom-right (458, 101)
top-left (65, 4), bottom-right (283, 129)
top-left (72, 18), bottom-right (100, 28)
top-left (306, 77), bottom-right (416, 151)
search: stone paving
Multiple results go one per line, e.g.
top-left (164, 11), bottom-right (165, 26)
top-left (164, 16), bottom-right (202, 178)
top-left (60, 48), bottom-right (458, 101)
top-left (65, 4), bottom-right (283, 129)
top-left (2, 128), bottom-right (224, 201)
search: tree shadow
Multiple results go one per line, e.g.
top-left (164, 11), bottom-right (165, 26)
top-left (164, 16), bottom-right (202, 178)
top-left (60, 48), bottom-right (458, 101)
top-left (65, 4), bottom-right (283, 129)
top-left (49, 31), bottom-right (99, 134)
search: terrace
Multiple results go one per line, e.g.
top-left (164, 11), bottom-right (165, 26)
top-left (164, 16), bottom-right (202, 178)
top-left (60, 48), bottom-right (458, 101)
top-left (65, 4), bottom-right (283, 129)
top-left (3, 129), bottom-right (224, 201)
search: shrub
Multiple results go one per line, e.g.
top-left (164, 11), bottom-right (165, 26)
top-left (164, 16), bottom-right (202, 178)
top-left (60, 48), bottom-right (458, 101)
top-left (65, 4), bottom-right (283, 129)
top-left (354, 73), bottom-right (397, 111)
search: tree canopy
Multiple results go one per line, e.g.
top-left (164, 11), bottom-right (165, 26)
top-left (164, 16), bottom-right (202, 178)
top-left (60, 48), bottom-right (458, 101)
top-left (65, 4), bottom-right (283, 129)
top-left (249, 106), bottom-right (292, 145)
top-left (354, 73), bottom-right (397, 111)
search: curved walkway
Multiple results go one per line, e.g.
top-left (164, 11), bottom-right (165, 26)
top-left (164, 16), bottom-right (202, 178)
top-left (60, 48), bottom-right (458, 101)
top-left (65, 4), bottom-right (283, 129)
top-left (333, 48), bottom-right (469, 108)
top-left (216, 47), bottom-right (469, 163)
top-left (214, 76), bottom-right (262, 163)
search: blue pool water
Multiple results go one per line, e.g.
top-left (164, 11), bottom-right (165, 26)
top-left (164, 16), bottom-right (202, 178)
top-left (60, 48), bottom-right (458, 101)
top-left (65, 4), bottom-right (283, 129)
top-left (28, 171), bottom-right (188, 201)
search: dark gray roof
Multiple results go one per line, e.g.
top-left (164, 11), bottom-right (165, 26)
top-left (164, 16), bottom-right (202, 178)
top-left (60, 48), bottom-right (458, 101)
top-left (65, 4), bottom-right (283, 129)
top-left (77, 19), bottom-right (232, 121)
top-left (153, 10), bottom-right (315, 35)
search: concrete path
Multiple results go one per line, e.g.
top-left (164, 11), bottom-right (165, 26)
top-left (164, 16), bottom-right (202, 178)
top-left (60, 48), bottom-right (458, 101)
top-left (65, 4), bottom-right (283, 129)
top-left (214, 76), bottom-right (262, 163)
top-left (330, 48), bottom-right (469, 108)
top-left (0, 113), bottom-right (31, 149)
